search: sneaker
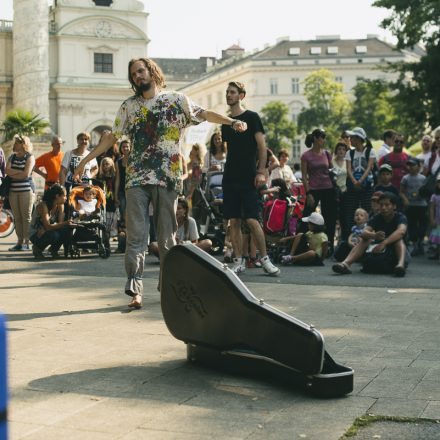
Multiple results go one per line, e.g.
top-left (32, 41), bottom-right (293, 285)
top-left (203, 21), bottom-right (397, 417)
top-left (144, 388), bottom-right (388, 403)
top-left (231, 258), bottom-right (246, 275)
top-left (260, 256), bottom-right (280, 276)
top-left (21, 244), bottom-right (30, 251)
top-left (8, 244), bottom-right (23, 251)
top-left (245, 257), bottom-right (257, 269)
top-left (254, 259), bottom-right (262, 268)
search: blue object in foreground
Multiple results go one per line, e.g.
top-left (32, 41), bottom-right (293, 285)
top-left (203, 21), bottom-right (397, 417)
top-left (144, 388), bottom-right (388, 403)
top-left (0, 313), bottom-right (7, 440)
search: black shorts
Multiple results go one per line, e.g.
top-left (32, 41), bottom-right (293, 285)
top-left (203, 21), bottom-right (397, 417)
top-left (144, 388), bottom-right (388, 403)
top-left (223, 183), bottom-right (258, 220)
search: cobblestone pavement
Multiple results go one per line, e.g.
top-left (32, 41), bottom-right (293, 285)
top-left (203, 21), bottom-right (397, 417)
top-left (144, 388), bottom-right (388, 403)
top-left (1, 236), bottom-right (439, 439)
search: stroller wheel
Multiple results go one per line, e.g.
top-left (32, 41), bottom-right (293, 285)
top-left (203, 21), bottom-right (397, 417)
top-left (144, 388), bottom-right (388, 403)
top-left (71, 249), bottom-right (81, 259)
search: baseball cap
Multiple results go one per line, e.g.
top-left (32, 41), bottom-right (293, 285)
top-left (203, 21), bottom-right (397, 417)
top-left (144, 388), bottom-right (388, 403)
top-left (406, 157), bottom-right (419, 166)
top-left (379, 163), bottom-right (393, 173)
top-left (345, 127), bottom-right (367, 140)
top-left (302, 212), bottom-right (324, 226)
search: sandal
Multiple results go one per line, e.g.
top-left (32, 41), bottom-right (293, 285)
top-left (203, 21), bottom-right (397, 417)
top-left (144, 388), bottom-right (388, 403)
top-left (128, 294), bottom-right (142, 309)
top-left (332, 262), bottom-right (352, 275)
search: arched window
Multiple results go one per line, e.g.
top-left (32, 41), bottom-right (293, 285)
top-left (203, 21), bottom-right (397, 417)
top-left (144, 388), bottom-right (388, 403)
top-left (93, 0), bottom-right (113, 6)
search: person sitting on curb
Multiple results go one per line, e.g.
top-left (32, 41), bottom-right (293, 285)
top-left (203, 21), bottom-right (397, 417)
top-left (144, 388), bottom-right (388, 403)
top-left (332, 192), bottom-right (409, 277)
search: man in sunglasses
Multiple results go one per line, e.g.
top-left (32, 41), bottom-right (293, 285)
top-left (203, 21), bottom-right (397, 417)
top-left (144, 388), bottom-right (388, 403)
top-left (378, 133), bottom-right (412, 189)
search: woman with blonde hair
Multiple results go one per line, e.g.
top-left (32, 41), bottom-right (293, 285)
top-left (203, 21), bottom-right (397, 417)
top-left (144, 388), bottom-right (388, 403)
top-left (97, 156), bottom-right (118, 238)
top-left (6, 134), bottom-right (35, 251)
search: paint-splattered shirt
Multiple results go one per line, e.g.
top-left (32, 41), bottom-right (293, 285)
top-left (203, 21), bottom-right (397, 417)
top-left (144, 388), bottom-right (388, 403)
top-left (112, 91), bottom-right (205, 192)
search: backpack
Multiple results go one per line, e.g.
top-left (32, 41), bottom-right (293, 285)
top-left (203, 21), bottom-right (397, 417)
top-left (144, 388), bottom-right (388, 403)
top-left (263, 198), bottom-right (289, 234)
top-left (346, 147), bottom-right (374, 190)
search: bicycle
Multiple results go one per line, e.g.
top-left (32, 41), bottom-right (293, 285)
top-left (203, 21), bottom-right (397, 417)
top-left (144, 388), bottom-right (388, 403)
top-left (0, 197), bottom-right (15, 238)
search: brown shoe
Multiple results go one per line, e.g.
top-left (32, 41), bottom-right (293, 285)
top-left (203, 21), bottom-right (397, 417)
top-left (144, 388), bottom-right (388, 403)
top-left (128, 294), bottom-right (142, 309)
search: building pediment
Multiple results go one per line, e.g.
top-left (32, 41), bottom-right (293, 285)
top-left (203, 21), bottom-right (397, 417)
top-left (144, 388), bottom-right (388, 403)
top-left (58, 16), bottom-right (146, 40)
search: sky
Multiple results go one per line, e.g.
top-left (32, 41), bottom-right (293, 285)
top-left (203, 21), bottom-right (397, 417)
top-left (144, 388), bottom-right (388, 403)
top-left (1, 0), bottom-right (395, 58)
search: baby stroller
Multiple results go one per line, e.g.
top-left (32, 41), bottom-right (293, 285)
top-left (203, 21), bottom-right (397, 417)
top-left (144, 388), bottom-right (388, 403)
top-left (66, 185), bottom-right (111, 258)
top-left (263, 182), bottom-right (306, 263)
top-left (192, 171), bottom-right (226, 255)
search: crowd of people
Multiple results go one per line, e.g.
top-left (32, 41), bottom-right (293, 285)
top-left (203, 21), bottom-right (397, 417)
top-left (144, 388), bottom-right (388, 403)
top-left (1, 57), bottom-right (439, 310)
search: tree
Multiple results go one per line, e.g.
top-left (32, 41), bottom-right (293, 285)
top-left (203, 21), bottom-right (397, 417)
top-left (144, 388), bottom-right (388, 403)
top-left (0, 109), bottom-right (50, 142)
top-left (350, 79), bottom-right (396, 140)
top-left (373, 0), bottom-right (440, 132)
top-left (297, 69), bottom-right (350, 149)
top-left (260, 101), bottom-right (297, 153)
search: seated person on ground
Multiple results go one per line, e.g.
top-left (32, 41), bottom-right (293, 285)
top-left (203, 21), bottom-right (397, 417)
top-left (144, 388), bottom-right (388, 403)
top-left (334, 208), bottom-right (368, 262)
top-left (73, 186), bottom-right (99, 219)
top-left (332, 192), bottom-right (409, 277)
top-left (29, 184), bottom-right (74, 258)
top-left (280, 212), bottom-right (328, 266)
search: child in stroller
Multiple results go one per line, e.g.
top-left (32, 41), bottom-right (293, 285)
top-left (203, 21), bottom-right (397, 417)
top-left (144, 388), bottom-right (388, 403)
top-left (67, 185), bottom-right (110, 258)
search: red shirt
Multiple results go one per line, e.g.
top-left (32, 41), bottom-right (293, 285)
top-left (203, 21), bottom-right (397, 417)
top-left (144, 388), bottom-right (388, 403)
top-left (378, 152), bottom-right (410, 189)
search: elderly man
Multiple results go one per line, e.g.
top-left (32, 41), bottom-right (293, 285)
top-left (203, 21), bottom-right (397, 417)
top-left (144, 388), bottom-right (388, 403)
top-left (33, 136), bottom-right (64, 190)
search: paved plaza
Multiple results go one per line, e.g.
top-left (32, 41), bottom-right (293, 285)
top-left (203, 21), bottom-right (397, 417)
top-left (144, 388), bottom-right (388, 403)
top-left (1, 235), bottom-right (439, 439)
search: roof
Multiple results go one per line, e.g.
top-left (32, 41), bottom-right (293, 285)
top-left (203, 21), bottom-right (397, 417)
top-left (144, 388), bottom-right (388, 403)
top-left (153, 58), bottom-right (213, 82)
top-left (255, 37), bottom-right (401, 60)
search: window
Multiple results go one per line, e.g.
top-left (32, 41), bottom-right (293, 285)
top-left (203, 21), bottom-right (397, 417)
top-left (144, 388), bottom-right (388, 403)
top-left (327, 46), bottom-right (338, 54)
top-left (335, 76), bottom-right (342, 83)
top-left (356, 45), bottom-right (367, 54)
top-left (93, 0), bottom-right (112, 5)
top-left (310, 47), bottom-right (322, 55)
top-left (289, 47), bottom-right (300, 56)
top-left (292, 139), bottom-right (301, 161)
top-left (291, 112), bottom-right (298, 123)
top-left (94, 53), bottom-right (113, 73)
top-left (270, 78), bottom-right (278, 95)
top-left (291, 78), bottom-right (299, 94)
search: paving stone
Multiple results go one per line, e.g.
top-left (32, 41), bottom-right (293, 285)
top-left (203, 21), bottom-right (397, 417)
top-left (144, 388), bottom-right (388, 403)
top-left (369, 397), bottom-right (429, 417)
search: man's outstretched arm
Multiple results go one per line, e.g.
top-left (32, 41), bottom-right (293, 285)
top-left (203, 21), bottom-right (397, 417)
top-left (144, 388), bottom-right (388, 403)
top-left (200, 110), bottom-right (247, 132)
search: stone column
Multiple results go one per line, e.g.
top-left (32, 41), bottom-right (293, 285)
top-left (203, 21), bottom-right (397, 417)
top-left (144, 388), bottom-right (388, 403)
top-left (12, 0), bottom-right (49, 120)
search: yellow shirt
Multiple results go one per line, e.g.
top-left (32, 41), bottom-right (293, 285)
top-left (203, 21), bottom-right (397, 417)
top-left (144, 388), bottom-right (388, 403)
top-left (306, 231), bottom-right (328, 258)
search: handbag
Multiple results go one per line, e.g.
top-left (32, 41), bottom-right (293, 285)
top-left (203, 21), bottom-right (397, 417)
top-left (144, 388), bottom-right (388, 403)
top-left (0, 175), bottom-right (11, 198)
top-left (419, 168), bottom-right (440, 199)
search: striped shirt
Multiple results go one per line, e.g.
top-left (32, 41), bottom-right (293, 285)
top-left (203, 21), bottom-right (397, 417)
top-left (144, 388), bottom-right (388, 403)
top-left (9, 153), bottom-right (33, 192)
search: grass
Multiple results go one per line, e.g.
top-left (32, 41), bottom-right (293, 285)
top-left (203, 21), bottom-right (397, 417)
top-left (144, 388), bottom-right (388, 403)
top-left (340, 414), bottom-right (440, 438)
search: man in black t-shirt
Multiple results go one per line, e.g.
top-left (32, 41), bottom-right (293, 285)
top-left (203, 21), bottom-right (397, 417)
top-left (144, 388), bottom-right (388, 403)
top-left (332, 192), bottom-right (409, 276)
top-left (222, 81), bottom-right (279, 276)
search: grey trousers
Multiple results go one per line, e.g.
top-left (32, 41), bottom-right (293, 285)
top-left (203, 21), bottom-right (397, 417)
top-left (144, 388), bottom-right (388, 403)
top-left (124, 185), bottom-right (178, 297)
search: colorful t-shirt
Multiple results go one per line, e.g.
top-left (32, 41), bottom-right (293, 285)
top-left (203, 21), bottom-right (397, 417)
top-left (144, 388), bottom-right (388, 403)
top-left (306, 231), bottom-right (328, 258)
top-left (34, 151), bottom-right (64, 186)
top-left (112, 91), bottom-right (205, 192)
top-left (301, 149), bottom-right (333, 190)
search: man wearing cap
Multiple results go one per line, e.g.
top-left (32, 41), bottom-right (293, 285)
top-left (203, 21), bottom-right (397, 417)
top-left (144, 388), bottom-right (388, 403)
top-left (377, 130), bottom-right (396, 160)
top-left (400, 158), bottom-right (427, 256)
top-left (33, 136), bottom-right (64, 191)
top-left (378, 133), bottom-right (411, 189)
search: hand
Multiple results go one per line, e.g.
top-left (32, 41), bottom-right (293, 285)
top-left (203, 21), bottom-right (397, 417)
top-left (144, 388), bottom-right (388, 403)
top-left (306, 193), bottom-right (315, 207)
top-left (254, 172), bottom-right (266, 187)
top-left (73, 162), bottom-right (85, 182)
top-left (374, 231), bottom-right (386, 241)
top-left (372, 242), bottom-right (386, 253)
top-left (354, 180), bottom-right (362, 190)
top-left (233, 121), bottom-right (247, 132)
top-left (65, 220), bottom-right (76, 228)
top-left (210, 164), bottom-right (221, 171)
top-left (272, 186), bottom-right (280, 193)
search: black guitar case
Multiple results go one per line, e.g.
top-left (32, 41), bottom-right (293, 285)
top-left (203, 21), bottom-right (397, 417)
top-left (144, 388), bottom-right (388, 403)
top-left (161, 244), bottom-right (353, 397)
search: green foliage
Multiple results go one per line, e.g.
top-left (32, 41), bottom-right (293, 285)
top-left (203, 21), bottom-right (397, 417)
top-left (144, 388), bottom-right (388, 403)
top-left (350, 79), bottom-right (396, 140)
top-left (297, 69), bottom-right (350, 149)
top-left (373, 0), bottom-right (440, 132)
top-left (0, 109), bottom-right (50, 142)
top-left (260, 101), bottom-right (297, 153)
